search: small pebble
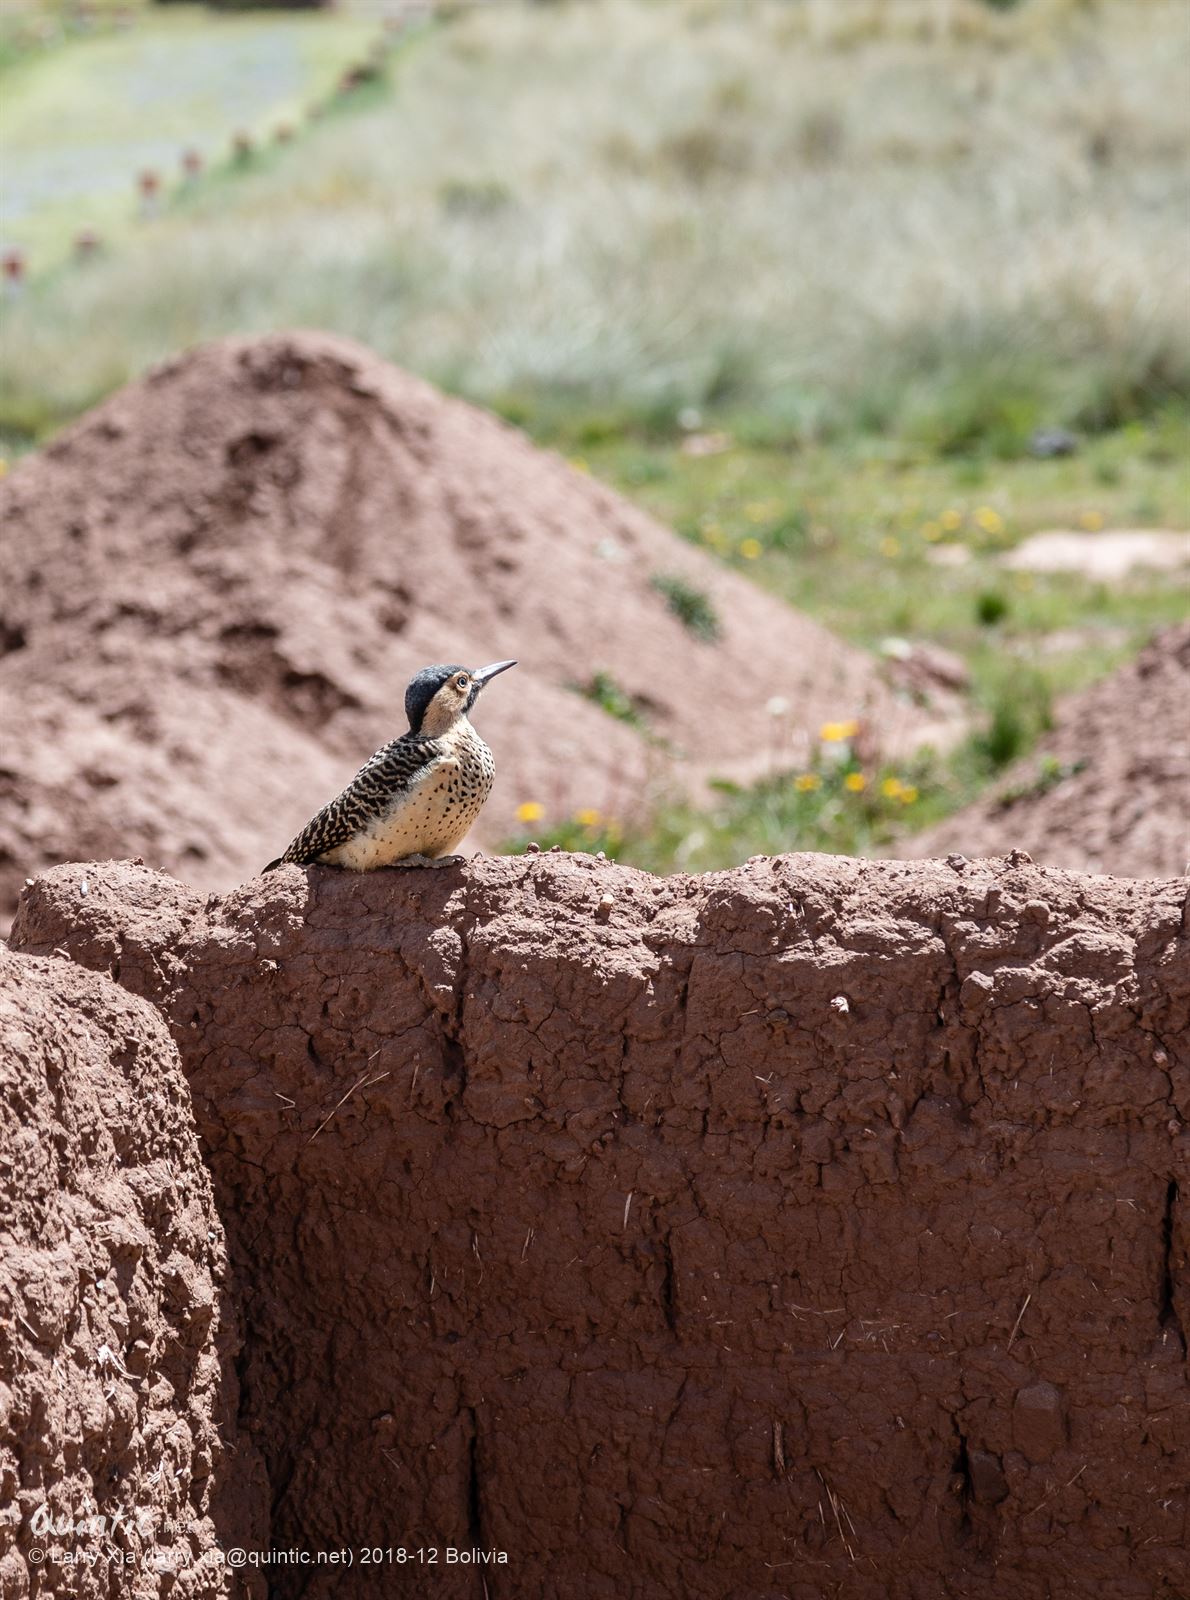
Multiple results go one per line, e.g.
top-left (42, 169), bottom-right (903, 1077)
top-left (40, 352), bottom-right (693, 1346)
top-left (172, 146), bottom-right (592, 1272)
top-left (946, 854), bottom-right (967, 872)
top-left (525, 842), bottom-right (540, 854)
top-left (830, 995), bottom-right (849, 1014)
top-left (596, 894), bottom-right (615, 915)
top-left (79, 878), bottom-right (89, 897)
top-left (1007, 848), bottom-right (1033, 866)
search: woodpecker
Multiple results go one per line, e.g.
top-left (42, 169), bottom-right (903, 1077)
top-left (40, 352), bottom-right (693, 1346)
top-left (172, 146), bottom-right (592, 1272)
top-left (263, 660), bottom-right (516, 873)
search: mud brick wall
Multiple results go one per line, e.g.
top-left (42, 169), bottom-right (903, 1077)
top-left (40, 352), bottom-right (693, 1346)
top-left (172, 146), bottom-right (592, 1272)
top-left (12, 852), bottom-right (1189, 1600)
top-left (0, 947), bottom-right (265, 1598)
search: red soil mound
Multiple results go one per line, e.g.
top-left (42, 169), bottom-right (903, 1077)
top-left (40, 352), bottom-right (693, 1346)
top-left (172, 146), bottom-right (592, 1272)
top-left (13, 851), bottom-right (1188, 1598)
top-left (907, 623), bottom-right (1190, 878)
top-left (0, 332), bottom-right (930, 926)
top-left (0, 945), bottom-right (265, 1597)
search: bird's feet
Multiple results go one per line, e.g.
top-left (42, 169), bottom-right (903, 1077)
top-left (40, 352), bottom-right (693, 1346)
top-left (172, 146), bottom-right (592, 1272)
top-left (393, 853), bottom-right (465, 869)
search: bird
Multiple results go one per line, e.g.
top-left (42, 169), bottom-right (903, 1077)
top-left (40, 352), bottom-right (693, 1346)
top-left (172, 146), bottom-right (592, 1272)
top-left (262, 659), bottom-right (516, 873)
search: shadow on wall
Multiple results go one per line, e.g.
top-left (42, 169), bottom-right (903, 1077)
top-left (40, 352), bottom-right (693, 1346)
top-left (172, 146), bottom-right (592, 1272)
top-left (0, 946), bottom-right (268, 1600)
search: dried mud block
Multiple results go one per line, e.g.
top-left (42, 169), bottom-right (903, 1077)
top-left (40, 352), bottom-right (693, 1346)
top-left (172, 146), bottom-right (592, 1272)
top-left (0, 947), bottom-right (266, 1599)
top-left (12, 849), bottom-right (1190, 1600)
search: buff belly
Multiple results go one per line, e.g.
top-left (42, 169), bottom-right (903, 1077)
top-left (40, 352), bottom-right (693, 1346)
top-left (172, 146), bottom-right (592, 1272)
top-left (319, 756), bottom-right (490, 871)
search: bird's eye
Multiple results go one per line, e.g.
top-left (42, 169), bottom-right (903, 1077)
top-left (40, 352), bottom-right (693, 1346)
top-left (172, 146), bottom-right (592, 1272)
top-left (456, 675), bottom-right (469, 690)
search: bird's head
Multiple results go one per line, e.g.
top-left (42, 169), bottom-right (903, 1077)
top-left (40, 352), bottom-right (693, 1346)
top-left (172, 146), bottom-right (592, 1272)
top-left (405, 659), bottom-right (517, 737)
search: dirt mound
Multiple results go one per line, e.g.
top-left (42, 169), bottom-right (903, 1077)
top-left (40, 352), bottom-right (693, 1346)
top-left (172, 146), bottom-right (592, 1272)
top-left (907, 623), bottom-right (1190, 878)
top-left (0, 331), bottom-right (930, 927)
top-left (14, 851), bottom-right (1188, 1599)
top-left (0, 944), bottom-right (265, 1597)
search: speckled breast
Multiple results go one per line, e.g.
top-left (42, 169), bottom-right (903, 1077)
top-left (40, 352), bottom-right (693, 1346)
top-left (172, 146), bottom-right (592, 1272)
top-left (359, 726), bottom-right (494, 866)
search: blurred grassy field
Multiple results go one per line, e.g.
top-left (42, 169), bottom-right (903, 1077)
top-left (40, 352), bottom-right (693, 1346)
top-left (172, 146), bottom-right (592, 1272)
top-left (0, 3), bottom-right (378, 271)
top-left (3, 0), bottom-right (1189, 447)
top-left (1, 0), bottom-right (1187, 870)
top-left (508, 416), bottom-right (1188, 866)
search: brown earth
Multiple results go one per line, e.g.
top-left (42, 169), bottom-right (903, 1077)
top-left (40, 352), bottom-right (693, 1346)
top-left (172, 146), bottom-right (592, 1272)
top-left (0, 330), bottom-right (934, 930)
top-left (906, 622), bottom-right (1190, 880)
top-left (0, 943), bottom-right (266, 1598)
top-left (11, 850), bottom-right (1189, 1600)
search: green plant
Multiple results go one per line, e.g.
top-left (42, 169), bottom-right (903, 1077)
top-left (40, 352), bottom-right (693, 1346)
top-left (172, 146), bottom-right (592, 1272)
top-left (975, 590), bottom-right (1010, 626)
top-left (997, 754), bottom-right (1088, 807)
top-left (511, 743), bottom-right (942, 874)
top-left (572, 670), bottom-right (648, 731)
top-left (650, 573), bottom-right (722, 642)
top-left (973, 669), bottom-right (1053, 771)
top-left (505, 807), bottom-right (623, 857)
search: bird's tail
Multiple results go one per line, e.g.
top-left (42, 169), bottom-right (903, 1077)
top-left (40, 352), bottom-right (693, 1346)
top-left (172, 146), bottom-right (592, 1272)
top-left (261, 857), bottom-right (284, 874)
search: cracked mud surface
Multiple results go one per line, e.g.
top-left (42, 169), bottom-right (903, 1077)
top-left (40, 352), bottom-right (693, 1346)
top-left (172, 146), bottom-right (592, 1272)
top-left (9, 850), bottom-right (1190, 1599)
top-left (0, 946), bottom-right (265, 1598)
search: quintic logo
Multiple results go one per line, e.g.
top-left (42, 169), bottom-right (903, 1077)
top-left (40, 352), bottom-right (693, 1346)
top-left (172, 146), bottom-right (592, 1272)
top-left (29, 1505), bottom-right (156, 1541)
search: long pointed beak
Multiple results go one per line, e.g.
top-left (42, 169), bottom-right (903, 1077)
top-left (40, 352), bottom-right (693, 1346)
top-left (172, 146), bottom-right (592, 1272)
top-left (472, 659), bottom-right (517, 686)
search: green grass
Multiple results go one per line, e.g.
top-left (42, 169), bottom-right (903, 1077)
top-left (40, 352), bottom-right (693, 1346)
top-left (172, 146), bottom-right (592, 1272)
top-left (575, 418), bottom-right (1190, 673)
top-left (499, 415), bottom-right (1188, 871)
top-left (0, 0), bottom-right (155, 76)
top-left (0, 5), bottom-right (379, 274)
top-left (502, 662), bottom-right (1083, 874)
top-left (2, 0), bottom-right (1188, 447)
top-left (501, 708), bottom-right (1065, 873)
top-left (571, 670), bottom-right (655, 736)
top-left (649, 573), bottom-right (722, 643)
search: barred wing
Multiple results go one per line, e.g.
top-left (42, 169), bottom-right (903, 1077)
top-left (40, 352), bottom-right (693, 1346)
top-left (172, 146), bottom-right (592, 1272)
top-left (263, 735), bottom-right (443, 870)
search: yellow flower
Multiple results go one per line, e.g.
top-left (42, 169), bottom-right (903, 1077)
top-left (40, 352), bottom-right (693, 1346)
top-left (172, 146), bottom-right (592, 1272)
top-left (941, 509), bottom-right (962, 532)
top-left (575, 808), bottom-right (602, 828)
top-left (516, 802), bottom-right (544, 824)
top-left (844, 772), bottom-right (867, 793)
top-left (739, 537), bottom-right (762, 560)
top-left (974, 506), bottom-right (1004, 536)
top-left (819, 719), bottom-right (859, 743)
top-left (879, 536), bottom-right (901, 559)
top-left (1079, 509), bottom-right (1104, 531)
top-left (921, 520), bottom-right (942, 541)
top-left (0, 458), bottom-right (7, 479)
top-left (881, 776), bottom-right (904, 799)
top-left (745, 501), bottom-right (769, 523)
top-left (899, 785), bottom-right (919, 805)
top-left (569, 457), bottom-right (591, 474)
top-left (795, 773), bottom-right (821, 792)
